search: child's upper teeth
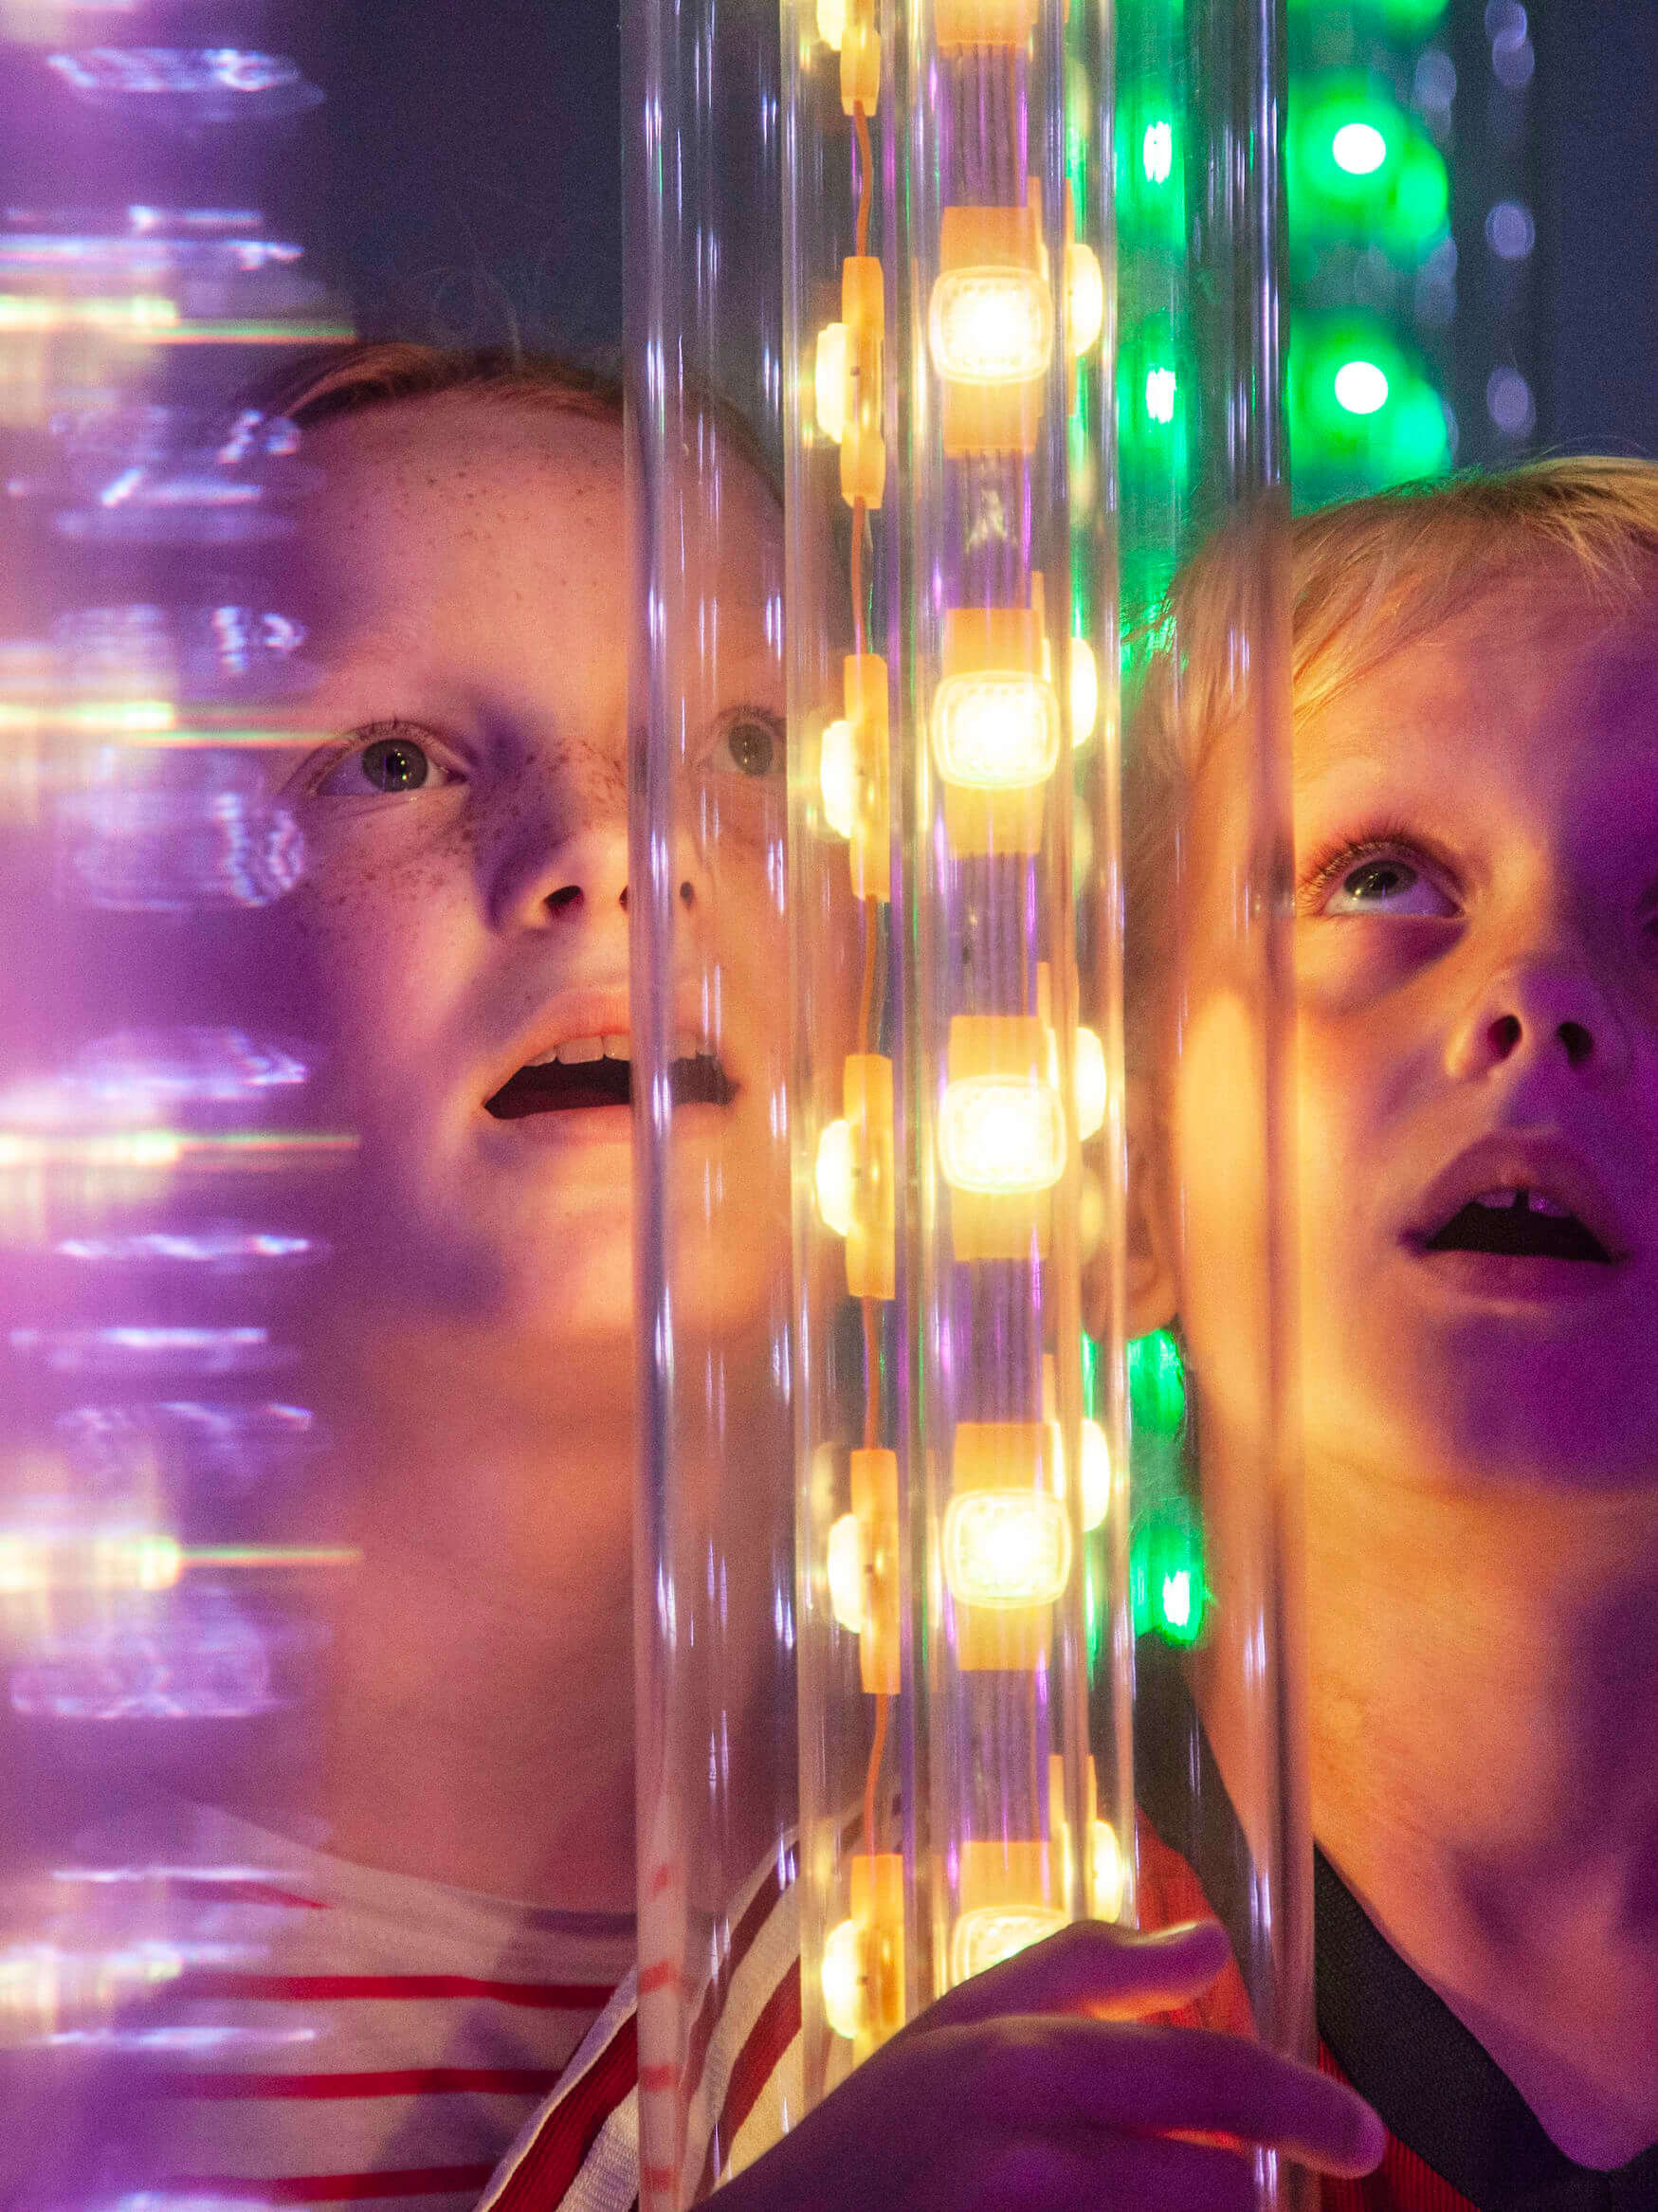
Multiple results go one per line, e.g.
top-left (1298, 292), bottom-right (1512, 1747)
top-left (673, 1032), bottom-right (701, 1061)
top-left (556, 1034), bottom-right (605, 1065)
top-left (1475, 1188), bottom-right (1519, 1209)
top-left (1529, 1191), bottom-right (1571, 1218)
top-left (601, 1033), bottom-right (630, 1061)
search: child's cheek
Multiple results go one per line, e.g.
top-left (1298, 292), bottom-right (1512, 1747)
top-left (1172, 988), bottom-right (1276, 1435)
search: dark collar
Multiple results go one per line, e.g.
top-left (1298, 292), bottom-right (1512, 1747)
top-left (1316, 1849), bottom-right (1658, 2212)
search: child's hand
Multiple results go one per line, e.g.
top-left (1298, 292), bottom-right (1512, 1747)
top-left (720, 1918), bottom-right (1385, 2211)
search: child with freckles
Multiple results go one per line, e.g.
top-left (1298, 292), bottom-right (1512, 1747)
top-left (81, 354), bottom-right (1658, 2212)
top-left (53, 343), bottom-right (1373, 2212)
top-left (56, 341), bottom-right (1658, 2212)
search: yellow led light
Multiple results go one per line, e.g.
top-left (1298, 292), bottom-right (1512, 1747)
top-left (819, 718), bottom-right (856, 836)
top-left (1065, 241), bottom-right (1103, 356)
top-left (814, 321), bottom-right (848, 442)
top-left (1068, 634), bottom-right (1098, 746)
top-left (1073, 1024), bottom-right (1106, 1142)
top-left (1080, 1419), bottom-right (1110, 1533)
top-left (820, 655), bottom-right (889, 894)
top-left (935, 0), bottom-right (1039, 44)
top-left (816, 0), bottom-right (847, 48)
top-left (817, 1056), bottom-right (895, 1296)
top-left (814, 1118), bottom-right (854, 1236)
top-left (1091, 1818), bottom-right (1126, 1920)
top-left (826, 1510), bottom-right (865, 1633)
top-left (939, 1075), bottom-right (1066, 1197)
top-left (821, 1916), bottom-right (865, 2038)
top-left (951, 1903), bottom-right (1066, 1982)
top-left (932, 669), bottom-right (1060, 791)
top-left (929, 266), bottom-right (1052, 387)
top-left (943, 1489), bottom-right (1070, 1609)
top-left (822, 1852), bottom-right (904, 2040)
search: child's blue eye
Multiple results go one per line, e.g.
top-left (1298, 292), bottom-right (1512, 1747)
top-left (1324, 855), bottom-right (1455, 917)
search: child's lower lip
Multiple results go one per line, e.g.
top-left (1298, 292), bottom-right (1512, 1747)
top-left (1409, 1244), bottom-right (1629, 1302)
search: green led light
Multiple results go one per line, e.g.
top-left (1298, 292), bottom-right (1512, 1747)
top-left (1080, 1331), bottom-right (1101, 1421)
top-left (1287, 77), bottom-right (1448, 262)
top-left (1144, 365), bottom-right (1177, 424)
top-left (1331, 119), bottom-right (1387, 175)
top-left (1290, 315), bottom-right (1450, 501)
top-left (1287, 0), bottom-right (1447, 25)
top-left (1128, 1328), bottom-right (1186, 1437)
top-left (1116, 85), bottom-right (1183, 247)
top-left (1333, 358), bottom-right (1389, 415)
top-left (1130, 1499), bottom-right (1208, 1647)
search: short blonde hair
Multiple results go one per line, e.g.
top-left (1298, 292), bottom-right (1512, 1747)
top-left (1124, 458), bottom-right (1658, 1051)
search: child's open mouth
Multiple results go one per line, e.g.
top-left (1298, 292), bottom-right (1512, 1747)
top-left (1423, 1187), bottom-right (1612, 1265)
top-left (483, 1033), bottom-right (735, 1120)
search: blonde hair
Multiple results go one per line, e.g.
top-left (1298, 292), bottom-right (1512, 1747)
top-left (1125, 458), bottom-right (1658, 1049)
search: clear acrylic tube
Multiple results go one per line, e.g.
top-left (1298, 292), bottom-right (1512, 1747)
top-left (631, 0), bottom-right (1304, 2206)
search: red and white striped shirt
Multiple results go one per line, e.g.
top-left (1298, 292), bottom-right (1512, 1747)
top-left (71, 1800), bottom-right (636, 2211)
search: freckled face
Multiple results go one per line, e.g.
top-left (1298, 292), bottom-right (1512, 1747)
top-left (1285, 580), bottom-right (1658, 1493)
top-left (274, 399), bottom-right (789, 1382)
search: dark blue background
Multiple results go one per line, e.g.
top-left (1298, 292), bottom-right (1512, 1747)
top-left (323, 2), bottom-right (1654, 458)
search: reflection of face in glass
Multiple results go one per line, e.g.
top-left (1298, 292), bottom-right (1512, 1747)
top-left (276, 394), bottom-right (789, 1410)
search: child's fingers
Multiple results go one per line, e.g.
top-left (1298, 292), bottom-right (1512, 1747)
top-left (940, 2016), bottom-right (1385, 2178)
top-left (915, 1916), bottom-right (1234, 2027)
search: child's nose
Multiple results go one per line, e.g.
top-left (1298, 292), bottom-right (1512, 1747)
top-left (1447, 958), bottom-right (1631, 1085)
top-left (491, 819), bottom-right (702, 933)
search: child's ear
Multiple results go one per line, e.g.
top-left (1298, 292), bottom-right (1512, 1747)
top-left (1123, 1073), bottom-right (1178, 1338)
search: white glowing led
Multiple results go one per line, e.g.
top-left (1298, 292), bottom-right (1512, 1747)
top-left (943, 1489), bottom-right (1071, 1608)
top-left (951, 1904), bottom-right (1066, 1982)
top-left (1141, 119), bottom-right (1174, 185)
top-left (1068, 635), bottom-right (1098, 747)
top-left (817, 0), bottom-right (847, 47)
top-left (932, 671), bottom-right (1060, 790)
top-left (1091, 1819), bottom-right (1126, 1919)
top-left (928, 268), bottom-right (1053, 386)
top-left (826, 1510), bottom-right (865, 1634)
top-left (938, 1076), bottom-right (1066, 1197)
top-left (1331, 120), bottom-right (1387, 175)
top-left (814, 321), bottom-right (848, 442)
top-left (815, 1118), bottom-right (854, 1235)
top-left (1073, 1026), bottom-right (1106, 1142)
top-left (821, 1917), bottom-right (865, 2038)
top-left (1080, 1419), bottom-right (1110, 1533)
top-left (1145, 365), bottom-right (1177, 424)
top-left (819, 717), bottom-right (857, 837)
top-left (1161, 1568), bottom-right (1193, 1629)
top-left (1064, 243), bottom-right (1103, 356)
top-left (1334, 358), bottom-right (1389, 415)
